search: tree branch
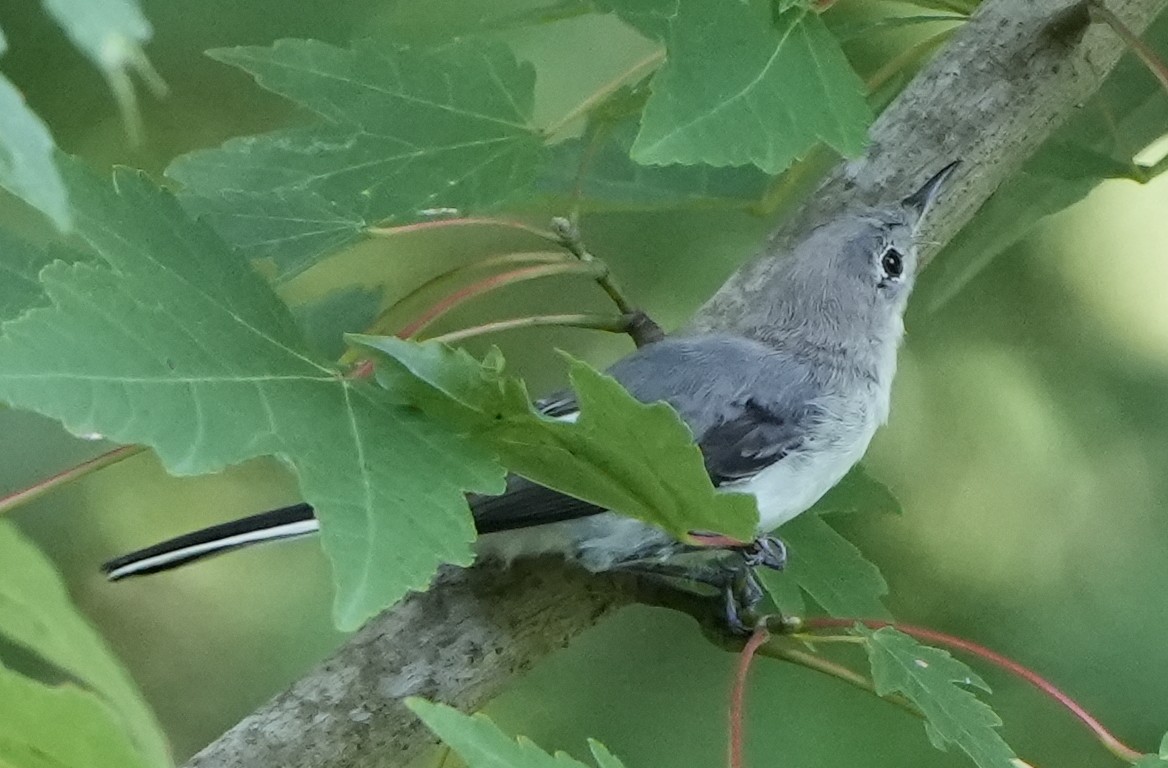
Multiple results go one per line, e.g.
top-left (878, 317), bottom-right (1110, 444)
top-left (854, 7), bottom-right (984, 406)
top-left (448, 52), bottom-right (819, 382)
top-left (182, 1), bottom-right (1168, 765)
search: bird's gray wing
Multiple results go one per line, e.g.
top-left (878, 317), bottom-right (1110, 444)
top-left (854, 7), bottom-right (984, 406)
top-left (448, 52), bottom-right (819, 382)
top-left (472, 391), bottom-right (597, 534)
top-left (472, 334), bottom-right (822, 534)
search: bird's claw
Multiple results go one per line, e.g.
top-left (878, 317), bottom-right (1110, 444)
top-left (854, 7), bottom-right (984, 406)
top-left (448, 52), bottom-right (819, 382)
top-left (722, 565), bottom-right (768, 635)
top-left (736, 534), bottom-right (787, 571)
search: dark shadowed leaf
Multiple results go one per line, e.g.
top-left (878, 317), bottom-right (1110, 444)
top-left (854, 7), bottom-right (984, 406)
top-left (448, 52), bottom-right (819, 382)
top-left (168, 39), bottom-right (546, 282)
top-left (537, 119), bottom-right (771, 210)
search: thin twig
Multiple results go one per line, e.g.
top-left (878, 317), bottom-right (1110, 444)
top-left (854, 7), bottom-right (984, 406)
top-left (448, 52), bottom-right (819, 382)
top-left (395, 262), bottom-right (607, 340)
top-left (550, 217), bottom-right (664, 347)
top-left (788, 632), bottom-right (867, 645)
top-left (343, 252), bottom-right (574, 365)
top-left (425, 313), bottom-right (637, 345)
top-left (801, 618), bottom-right (1144, 764)
top-left (757, 642), bottom-right (924, 721)
top-left (0, 444), bottom-right (144, 517)
top-left (729, 627), bottom-right (770, 768)
top-left (366, 217), bottom-right (561, 244)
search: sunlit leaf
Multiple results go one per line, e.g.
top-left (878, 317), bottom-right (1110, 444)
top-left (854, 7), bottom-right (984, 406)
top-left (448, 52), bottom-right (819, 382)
top-left (408, 698), bottom-right (629, 768)
top-left (860, 626), bottom-right (1017, 768)
top-left (357, 336), bottom-right (759, 541)
top-left (0, 663), bottom-right (152, 768)
top-left (0, 157), bottom-right (505, 630)
top-left (0, 522), bottom-right (169, 767)
top-left (168, 39), bottom-right (546, 282)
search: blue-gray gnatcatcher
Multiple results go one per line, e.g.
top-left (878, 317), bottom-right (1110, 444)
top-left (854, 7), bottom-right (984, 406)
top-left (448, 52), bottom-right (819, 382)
top-left (103, 162), bottom-right (959, 625)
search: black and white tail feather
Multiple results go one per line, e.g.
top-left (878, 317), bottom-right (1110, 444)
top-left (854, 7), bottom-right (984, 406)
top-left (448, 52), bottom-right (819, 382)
top-left (101, 401), bottom-right (600, 581)
top-left (102, 503), bottom-right (320, 580)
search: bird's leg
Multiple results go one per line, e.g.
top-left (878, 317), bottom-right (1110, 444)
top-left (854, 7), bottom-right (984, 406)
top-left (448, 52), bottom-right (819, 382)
top-left (692, 534), bottom-right (787, 632)
top-left (736, 534), bottom-right (787, 572)
top-left (610, 559), bottom-right (729, 592)
top-left (614, 534), bottom-right (787, 634)
top-left (719, 542), bottom-right (785, 634)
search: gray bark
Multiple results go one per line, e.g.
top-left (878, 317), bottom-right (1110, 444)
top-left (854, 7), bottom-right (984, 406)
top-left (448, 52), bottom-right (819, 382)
top-left (183, 1), bottom-right (1167, 766)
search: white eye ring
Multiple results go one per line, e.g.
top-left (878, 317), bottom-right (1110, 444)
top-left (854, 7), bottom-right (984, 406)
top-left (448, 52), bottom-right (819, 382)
top-left (880, 248), bottom-right (904, 280)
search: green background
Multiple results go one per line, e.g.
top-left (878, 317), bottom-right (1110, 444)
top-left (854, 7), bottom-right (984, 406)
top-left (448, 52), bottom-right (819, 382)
top-left (1, 0), bottom-right (1166, 766)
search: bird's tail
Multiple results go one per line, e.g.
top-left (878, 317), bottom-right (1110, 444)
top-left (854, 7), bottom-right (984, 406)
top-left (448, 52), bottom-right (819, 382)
top-left (101, 503), bottom-right (319, 581)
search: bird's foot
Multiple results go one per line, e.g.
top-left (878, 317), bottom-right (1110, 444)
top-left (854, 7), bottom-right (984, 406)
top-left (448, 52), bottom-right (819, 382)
top-left (687, 532), bottom-right (788, 571)
top-left (735, 534), bottom-right (787, 572)
top-left (722, 566), bottom-right (768, 635)
top-left (617, 534), bottom-right (788, 635)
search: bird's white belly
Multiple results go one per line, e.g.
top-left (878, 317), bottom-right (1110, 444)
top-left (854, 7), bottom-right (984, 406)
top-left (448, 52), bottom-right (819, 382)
top-left (723, 438), bottom-right (868, 531)
top-left (726, 396), bottom-right (883, 531)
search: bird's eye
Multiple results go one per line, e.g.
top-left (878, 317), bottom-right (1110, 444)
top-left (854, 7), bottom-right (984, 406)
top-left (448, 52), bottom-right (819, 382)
top-left (881, 248), bottom-right (904, 279)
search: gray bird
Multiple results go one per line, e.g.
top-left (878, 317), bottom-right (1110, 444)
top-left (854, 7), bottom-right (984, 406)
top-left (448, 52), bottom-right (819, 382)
top-left (103, 162), bottom-right (958, 625)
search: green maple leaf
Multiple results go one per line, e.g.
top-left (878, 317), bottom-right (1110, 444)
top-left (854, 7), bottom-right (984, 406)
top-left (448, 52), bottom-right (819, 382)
top-left (859, 626), bottom-right (1017, 768)
top-left (0, 156), bottom-right (505, 630)
top-left (408, 698), bottom-right (630, 768)
top-left (168, 38), bottom-right (546, 282)
top-left (357, 336), bottom-right (759, 542)
top-left (601, 0), bottom-right (871, 174)
top-left (0, 521), bottom-right (169, 767)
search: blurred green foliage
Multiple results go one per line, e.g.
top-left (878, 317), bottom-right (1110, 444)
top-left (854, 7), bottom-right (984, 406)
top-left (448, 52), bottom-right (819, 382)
top-left (2, 0), bottom-right (1168, 767)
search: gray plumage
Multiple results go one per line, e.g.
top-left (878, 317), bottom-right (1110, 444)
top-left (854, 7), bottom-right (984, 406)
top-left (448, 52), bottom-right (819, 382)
top-left (476, 194), bottom-right (931, 570)
top-left (102, 164), bottom-right (956, 583)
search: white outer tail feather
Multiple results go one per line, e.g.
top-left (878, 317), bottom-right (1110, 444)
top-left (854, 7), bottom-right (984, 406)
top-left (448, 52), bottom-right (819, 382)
top-left (103, 518), bottom-right (320, 580)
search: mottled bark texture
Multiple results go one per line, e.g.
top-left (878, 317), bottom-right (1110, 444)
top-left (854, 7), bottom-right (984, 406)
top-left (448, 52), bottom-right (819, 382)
top-left (184, 1), bottom-right (1167, 766)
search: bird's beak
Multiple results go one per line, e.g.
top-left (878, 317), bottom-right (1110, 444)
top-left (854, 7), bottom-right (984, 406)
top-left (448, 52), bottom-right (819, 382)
top-left (902, 160), bottom-right (961, 226)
